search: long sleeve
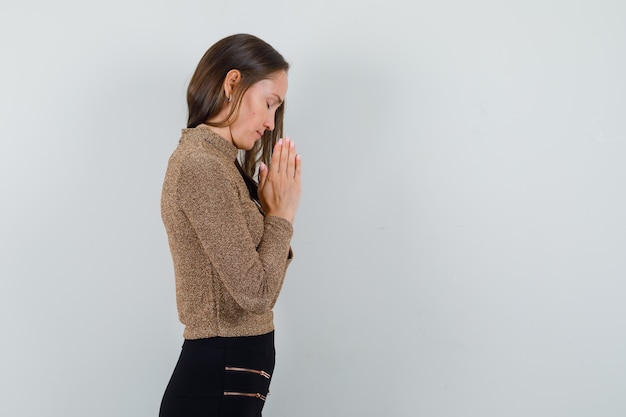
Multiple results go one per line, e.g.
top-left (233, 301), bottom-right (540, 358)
top-left (161, 127), bottom-right (294, 339)
top-left (177, 151), bottom-right (292, 314)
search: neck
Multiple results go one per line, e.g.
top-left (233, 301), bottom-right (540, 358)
top-left (197, 124), bottom-right (233, 144)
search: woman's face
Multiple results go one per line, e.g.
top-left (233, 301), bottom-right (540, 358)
top-left (229, 70), bottom-right (288, 150)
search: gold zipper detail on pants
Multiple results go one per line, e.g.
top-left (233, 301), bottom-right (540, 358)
top-left (224, 391), bottom-right (267, 401)
top-left (224, 366), bottom-right (271, 379)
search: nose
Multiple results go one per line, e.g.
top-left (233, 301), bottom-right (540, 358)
top-left (264, 114), bottom-right (275, 132)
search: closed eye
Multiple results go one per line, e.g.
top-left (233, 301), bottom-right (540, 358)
top-left (267, 94), bottom-right (284, 110)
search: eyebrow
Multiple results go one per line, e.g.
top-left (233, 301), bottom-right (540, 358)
top-left (272, 93), bottom-right (284, 104)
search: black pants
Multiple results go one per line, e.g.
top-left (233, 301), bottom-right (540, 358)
top-left (159, 332), bottom-right (275, 417)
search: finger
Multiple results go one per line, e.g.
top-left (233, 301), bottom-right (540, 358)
top-left (294, 154), bottom-right (302, 182)
top-left (287, 139), bottom-right (297, 178)
top-left (279, 136), bottom-right (290, 174)
top-left (271, 138), bottom-right (283, 174)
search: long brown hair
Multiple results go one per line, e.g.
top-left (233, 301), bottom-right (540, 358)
top-left (187, 34), bottom-right (289, 180)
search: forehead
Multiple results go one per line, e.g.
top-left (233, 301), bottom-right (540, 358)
top-left (250, 71), bottom-right (288, 99)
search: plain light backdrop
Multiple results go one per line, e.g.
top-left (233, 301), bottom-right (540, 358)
top-left (1, 1), bottom-right (625, 416)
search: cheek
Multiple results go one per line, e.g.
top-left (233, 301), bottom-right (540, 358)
top-left (240, 100), bottom-right (259, 121)
top-left (236, 96), bottom-right (265, 130)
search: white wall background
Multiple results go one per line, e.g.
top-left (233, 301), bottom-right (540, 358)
top-left (1, 1), bottom-right (625, 416)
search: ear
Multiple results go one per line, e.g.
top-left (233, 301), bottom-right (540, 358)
top-left (223, 69), bottom-right (241, 98)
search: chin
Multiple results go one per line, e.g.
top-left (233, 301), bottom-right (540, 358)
top-left (237, 144), bottom-right (255, 151)
top-left (234, 138), bottom-right (256, 151)
top-left (247, 138), bottom-right (262, 150)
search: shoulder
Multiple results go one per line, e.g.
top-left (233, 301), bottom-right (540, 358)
top-left (168, 137), bottom-right (226, 171)
top-left (170, 145), bottom-right (237, 191)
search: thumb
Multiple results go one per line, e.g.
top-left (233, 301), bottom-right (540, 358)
top-left (258, 162), bottom-right (268, 188)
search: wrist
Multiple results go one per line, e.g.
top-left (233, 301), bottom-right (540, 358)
top-left (265, 211), bottom-right (295, 224)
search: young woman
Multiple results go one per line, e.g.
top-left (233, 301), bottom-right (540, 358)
top-left (159, 34), bottom-right (301, 417)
